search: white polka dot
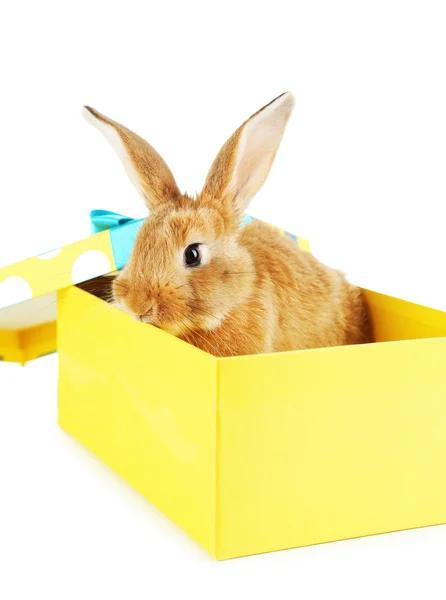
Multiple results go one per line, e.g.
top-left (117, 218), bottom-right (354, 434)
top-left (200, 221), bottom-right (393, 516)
top-left (71, 250), bottom-right (111, 284)
top-left (38, 248), bottom-right (61, 260)
top-left (0, 276), bottom-right (33, 310)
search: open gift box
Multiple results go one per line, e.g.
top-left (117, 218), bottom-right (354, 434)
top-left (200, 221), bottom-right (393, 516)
top-left (1, 212), bottom-right (446, 560)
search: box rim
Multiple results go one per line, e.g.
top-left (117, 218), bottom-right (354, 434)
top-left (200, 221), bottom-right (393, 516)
top-left (76, 286), bottom-right (446, 364)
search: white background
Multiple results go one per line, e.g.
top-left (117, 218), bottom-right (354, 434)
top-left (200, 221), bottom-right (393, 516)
top-left (1, 1), bottom-right (445, 598)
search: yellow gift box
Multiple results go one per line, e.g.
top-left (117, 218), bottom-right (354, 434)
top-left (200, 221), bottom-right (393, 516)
top-left (1, 214), bottom-right (446, 560)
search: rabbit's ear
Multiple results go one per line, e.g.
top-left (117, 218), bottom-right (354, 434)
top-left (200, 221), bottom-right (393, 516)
top-left (83, 106), bottom-right (181, 210)
top-left (202, 92), bottom-right (295, 216)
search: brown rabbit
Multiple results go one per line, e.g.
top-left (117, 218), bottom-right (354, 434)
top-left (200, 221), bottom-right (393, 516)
top-left (83, 93), bottom-right (372, 357)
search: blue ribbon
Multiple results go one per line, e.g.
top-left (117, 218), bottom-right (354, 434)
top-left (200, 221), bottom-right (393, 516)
top-left (90, 209), bottom-right (254, 235)
top-left (90, 210), bottom-right (145, 270)
top-left (90, 209), bottom-right (135, 235)
top-left (90, 210), bottom-right (297, 271)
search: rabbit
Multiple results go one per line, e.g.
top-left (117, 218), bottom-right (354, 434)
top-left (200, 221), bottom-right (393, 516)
top-left (83, 92), bottom-right (373, 357)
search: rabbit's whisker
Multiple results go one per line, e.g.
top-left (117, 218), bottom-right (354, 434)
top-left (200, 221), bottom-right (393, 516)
top-left (185, 307), bottom-right (232, 356)
top-left (180, 315), bottom-right (221, 358)
top-left (223, 271), bottom-right (256, 276)
top-left (175, 283), bottom-right (192, 291)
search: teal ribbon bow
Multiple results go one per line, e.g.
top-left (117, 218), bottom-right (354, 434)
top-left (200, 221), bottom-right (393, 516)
top-left (90, 209), bottom-right (135, 235)
top-left (90, 210), bottom-right (297, 271)
top-left (90, 209), bottom-right (255, 235)
top-left (90, 209), bottom-right (145, 270)
top-left (90, 210), bottom-right (258, 271)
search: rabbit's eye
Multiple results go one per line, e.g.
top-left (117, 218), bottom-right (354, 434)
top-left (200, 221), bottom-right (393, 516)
top-left (184, 244), bottom-right (201, 267)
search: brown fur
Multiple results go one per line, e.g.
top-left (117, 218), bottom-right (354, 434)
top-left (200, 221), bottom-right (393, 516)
top-left (85, 94), bottom-right (373, 357)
